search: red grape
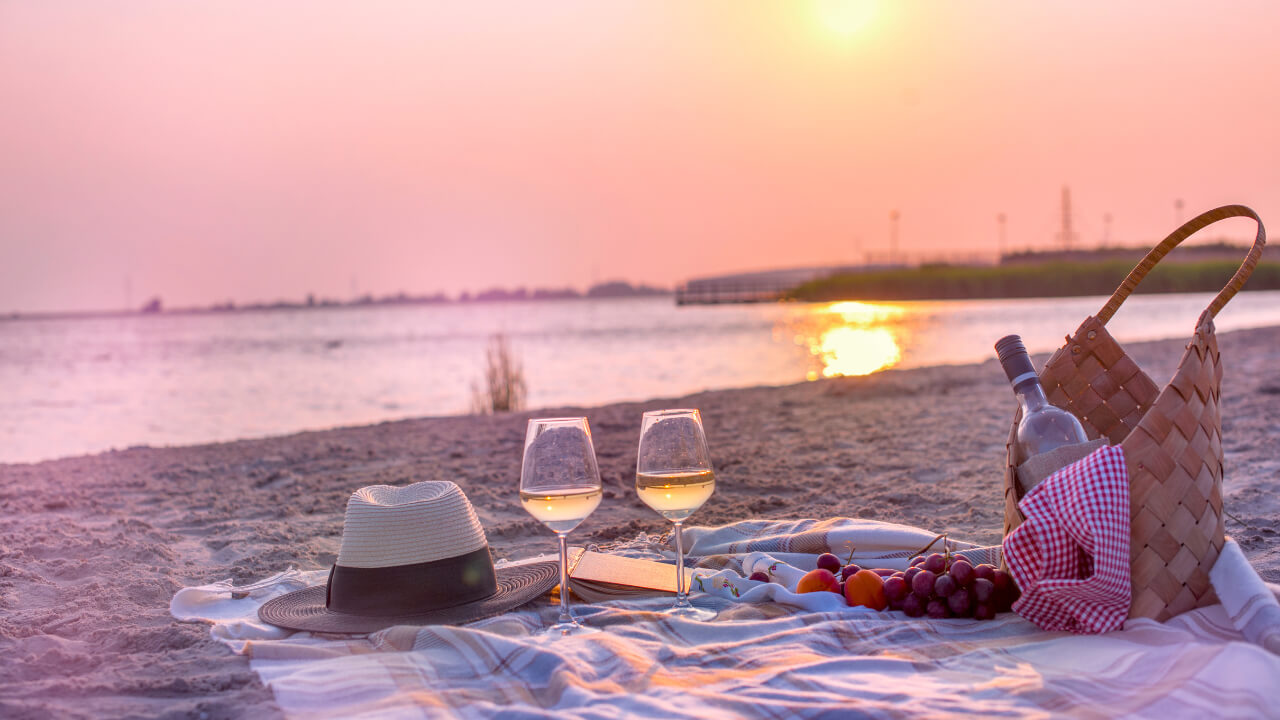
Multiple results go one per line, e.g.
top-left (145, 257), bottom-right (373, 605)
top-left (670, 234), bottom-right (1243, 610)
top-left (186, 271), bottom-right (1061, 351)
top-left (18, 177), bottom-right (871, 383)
top-left (972, 578), bottom-right (995, 603)
top-left (926, 599), bottom-right (951, 619)
top-left (973, 602), bottom-right (995, 620)
top-left (911, 570), bottom-right (936, 598)
top-left (952, 554), bottom-right (972, 566)
top-left (992, 570), bottom-right (1016, 612)
top-left (873, 568), bottom-right (895, 577)
top-left (904, 567), bottom-right (921, 584)
top-left (816, 553), bottom-right (842, 573)
top-left (948, 588), bottom-right (973, 617)
top-left (991, 569), bottom-right (1012, 592)
top-left (924, 553), bottom-right (947, 574)
top-left (748, 571), bottom-right (770, 582)
top-left (973, 564), bottom-right (997, 582)
top-left (902, 593), bottom-right (925, 617)
top-left (910, 555), bottom-right (926, 568)
top-left (934, 574), bottom-right (958, 598)
top-left (883, 576), bottom-right (909, 602)
top-left (949, 560), bottom-right (974, 587)
top-left (841, 564), bottom-right (862, 581)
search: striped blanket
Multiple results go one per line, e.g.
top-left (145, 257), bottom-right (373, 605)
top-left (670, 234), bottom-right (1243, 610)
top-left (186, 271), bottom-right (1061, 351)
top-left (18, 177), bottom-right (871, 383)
top-left (172, 518), bottom-right (1280, 719)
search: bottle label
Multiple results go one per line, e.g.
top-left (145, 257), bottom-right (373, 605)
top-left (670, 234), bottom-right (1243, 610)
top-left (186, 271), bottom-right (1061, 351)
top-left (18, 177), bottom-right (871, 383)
top-left (1009, 371), bottom-right (1039, 388)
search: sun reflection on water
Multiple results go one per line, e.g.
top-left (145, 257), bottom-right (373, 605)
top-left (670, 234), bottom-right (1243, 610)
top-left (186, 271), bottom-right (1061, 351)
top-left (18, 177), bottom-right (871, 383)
top-left (790, 301), bottom-right (907, 380)
top-left (826, 301), bottom-right (906, 324)
top-left (815, 326), bottom-right (902, 377)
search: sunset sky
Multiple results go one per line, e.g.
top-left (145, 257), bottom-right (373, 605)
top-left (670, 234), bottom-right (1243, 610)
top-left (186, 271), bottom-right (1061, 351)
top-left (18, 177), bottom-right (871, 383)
top-left (2, 1), bottom-right (1278, 313)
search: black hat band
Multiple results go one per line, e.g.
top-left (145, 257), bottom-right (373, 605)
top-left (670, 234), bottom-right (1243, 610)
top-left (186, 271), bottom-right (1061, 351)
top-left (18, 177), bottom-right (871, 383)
top-left (325, 545), bottom-right (498, 617)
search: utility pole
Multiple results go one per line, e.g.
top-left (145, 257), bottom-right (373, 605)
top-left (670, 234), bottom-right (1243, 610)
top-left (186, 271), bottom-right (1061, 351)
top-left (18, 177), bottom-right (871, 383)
top-left (1056, 185), bottom-right (1078, 250)
top-left (996, 212), bottom-right (1007, 262)
top-left (889, 209), bottom-right (900, 265)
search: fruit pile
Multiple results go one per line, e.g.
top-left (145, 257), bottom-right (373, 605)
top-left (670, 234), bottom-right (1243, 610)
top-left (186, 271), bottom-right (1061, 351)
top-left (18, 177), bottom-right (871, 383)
top-left (750, 549), bottom-right (1020, 619)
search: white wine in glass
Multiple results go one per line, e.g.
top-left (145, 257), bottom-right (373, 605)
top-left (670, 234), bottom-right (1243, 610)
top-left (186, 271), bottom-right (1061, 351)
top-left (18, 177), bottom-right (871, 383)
top-left (520, 417), bottom-right (603, 636)
top-left (634, 469), bottom-right (715, 521)
top-left (636, 408), bottom-right (716, 620)
top-left (519, 486), bottom-right (603, 533)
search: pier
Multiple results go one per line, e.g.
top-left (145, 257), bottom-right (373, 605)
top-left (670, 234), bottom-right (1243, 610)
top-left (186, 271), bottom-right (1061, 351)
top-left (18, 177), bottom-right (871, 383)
top-left (675, 265), bottom-right (879, 305)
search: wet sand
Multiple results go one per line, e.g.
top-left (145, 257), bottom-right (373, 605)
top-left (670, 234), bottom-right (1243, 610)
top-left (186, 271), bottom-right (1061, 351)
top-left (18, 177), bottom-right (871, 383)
top-left (3, 326), bottom-right (1279, 719)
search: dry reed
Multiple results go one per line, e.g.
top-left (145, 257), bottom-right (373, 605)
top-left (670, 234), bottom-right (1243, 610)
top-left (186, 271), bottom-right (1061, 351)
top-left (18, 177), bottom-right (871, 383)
top-left (471, 333), bottom-right (527, 414)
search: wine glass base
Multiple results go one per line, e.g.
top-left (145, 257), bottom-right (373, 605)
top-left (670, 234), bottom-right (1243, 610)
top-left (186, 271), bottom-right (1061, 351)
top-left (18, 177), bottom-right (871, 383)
top-left (663, 603), bottom-right (717, 622)
top-left (543, 619), bottom-right (600, 637)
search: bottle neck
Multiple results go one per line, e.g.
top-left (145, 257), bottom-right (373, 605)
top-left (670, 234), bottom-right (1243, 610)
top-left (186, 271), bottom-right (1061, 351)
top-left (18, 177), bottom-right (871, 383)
top-left (1013, 377), bottom-right (1049, 412)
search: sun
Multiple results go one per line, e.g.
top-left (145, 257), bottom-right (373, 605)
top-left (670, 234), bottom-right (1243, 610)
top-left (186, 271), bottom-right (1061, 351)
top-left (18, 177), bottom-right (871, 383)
top-left (815, 0), bottom-right (879, 36)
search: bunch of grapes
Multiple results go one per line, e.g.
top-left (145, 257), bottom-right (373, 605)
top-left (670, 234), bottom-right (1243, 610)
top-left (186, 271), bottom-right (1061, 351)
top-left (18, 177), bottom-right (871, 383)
top-left (883, 552), bottom-right (1019, 619)
top-left (749, 549), bottom-right (1019, 621)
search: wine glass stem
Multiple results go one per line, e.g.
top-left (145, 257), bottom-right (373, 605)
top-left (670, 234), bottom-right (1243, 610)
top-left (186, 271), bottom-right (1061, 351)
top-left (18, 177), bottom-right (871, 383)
top-left (673, 521), bottom-right (689, 607)
top-left (557, 532), bottom-right (573, 625)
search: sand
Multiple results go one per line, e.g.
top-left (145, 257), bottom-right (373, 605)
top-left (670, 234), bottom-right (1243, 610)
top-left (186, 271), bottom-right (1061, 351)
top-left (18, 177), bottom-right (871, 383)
top-left (2, 326), bottom-right (1279, 719)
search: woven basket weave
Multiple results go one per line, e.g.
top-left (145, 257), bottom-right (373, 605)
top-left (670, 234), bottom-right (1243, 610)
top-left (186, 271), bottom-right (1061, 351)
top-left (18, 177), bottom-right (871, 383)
top-left (1003, 204), bottom-right (1266, 622)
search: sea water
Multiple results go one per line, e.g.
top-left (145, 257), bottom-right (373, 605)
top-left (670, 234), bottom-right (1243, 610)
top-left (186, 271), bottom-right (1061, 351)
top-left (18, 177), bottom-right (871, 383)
top-left (5, 290), bottom-right (1280, 464)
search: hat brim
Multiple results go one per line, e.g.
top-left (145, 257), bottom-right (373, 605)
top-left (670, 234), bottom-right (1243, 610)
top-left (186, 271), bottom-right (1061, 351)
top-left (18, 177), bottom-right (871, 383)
top-left (258, 561), bottom-right (560, 634)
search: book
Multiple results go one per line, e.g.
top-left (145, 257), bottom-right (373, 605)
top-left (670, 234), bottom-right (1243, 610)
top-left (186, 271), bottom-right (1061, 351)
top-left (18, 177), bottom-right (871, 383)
top-left (562, 547), bottom-right (695, 603)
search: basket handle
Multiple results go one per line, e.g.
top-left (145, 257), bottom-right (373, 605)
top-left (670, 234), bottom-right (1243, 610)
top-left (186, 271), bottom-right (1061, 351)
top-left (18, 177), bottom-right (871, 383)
top-left (1096, 205), bottom-right (1265, 326)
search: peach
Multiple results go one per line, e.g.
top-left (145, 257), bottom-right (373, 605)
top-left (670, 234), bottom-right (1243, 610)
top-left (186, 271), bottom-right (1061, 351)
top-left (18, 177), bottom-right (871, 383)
top-left (844, 569), bottom-right (887, 610)
top-left (796, 568), bottom-right (841, 594)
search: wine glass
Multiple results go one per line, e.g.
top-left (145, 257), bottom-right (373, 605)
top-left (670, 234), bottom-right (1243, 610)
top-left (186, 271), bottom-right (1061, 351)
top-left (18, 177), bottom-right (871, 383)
top-left (635, 408), bottom-right (717, 620)
top-left (519, 417), bottom-right (603, 636)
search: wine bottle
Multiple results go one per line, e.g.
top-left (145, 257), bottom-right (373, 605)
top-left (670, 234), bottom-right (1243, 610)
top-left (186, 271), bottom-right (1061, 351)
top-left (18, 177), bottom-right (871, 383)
top-left (995, 335), bottom-right (1088, 460)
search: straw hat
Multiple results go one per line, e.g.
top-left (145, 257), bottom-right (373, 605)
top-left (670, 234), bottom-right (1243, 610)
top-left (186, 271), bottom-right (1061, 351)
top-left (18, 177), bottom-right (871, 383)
top-left (259, 481), bottom-right (558, 633)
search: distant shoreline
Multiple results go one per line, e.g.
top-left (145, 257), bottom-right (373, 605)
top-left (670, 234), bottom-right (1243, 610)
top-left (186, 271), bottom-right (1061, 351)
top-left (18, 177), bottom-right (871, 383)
top-left (2, 283), bottom-right (672, 324)
top-left (789, 257), bottom-right (1280, 303)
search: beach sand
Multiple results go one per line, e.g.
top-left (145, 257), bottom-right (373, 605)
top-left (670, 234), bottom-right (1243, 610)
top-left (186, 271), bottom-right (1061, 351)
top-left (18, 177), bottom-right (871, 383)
top-left (3, 326), bottom-right (1279, 719)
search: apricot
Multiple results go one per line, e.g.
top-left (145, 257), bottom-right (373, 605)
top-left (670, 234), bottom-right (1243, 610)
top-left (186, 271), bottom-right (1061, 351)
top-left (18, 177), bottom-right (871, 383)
top-left (796, 568), bottom-right (841, 594)
top-left (844, 569), bottom-right (887, 610)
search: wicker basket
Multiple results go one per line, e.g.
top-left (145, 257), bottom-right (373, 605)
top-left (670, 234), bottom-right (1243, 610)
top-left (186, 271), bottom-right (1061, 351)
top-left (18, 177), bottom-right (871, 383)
top-left (1002, 204), bottom-right (1266, 622)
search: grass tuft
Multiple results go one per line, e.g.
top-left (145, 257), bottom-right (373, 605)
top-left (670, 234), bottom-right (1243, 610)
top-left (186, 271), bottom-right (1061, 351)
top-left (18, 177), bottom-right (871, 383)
top-left (472, 333), bottom-right (527, 414)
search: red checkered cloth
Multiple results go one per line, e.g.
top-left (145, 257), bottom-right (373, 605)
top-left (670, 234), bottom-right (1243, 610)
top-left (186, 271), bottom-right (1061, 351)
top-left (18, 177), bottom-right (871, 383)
top-left (1002, 444), bottom-right (1131, 633)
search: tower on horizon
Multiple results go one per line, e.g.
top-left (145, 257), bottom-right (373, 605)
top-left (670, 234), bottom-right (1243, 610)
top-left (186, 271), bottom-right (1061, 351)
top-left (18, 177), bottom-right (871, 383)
top-left (1056, 185), bottom-right (1079, 250)
top-left (889, 209), bottom-right (900, 264)
top-left (996, 212), bottom-right (1007, 259)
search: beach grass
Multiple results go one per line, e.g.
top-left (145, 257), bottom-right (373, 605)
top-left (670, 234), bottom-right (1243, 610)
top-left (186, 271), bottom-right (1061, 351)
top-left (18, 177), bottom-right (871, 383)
top-left (471, 333), bottom-right (528, 414)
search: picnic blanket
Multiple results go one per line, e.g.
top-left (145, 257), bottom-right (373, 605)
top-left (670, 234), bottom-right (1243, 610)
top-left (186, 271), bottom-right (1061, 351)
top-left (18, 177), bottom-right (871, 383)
top-left (172, 518), bottom-right (1280, 719)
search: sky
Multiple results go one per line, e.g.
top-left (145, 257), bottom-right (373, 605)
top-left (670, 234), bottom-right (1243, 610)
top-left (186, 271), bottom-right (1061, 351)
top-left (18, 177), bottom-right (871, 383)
top-left (2, 1), bottom-right (1278, 313)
